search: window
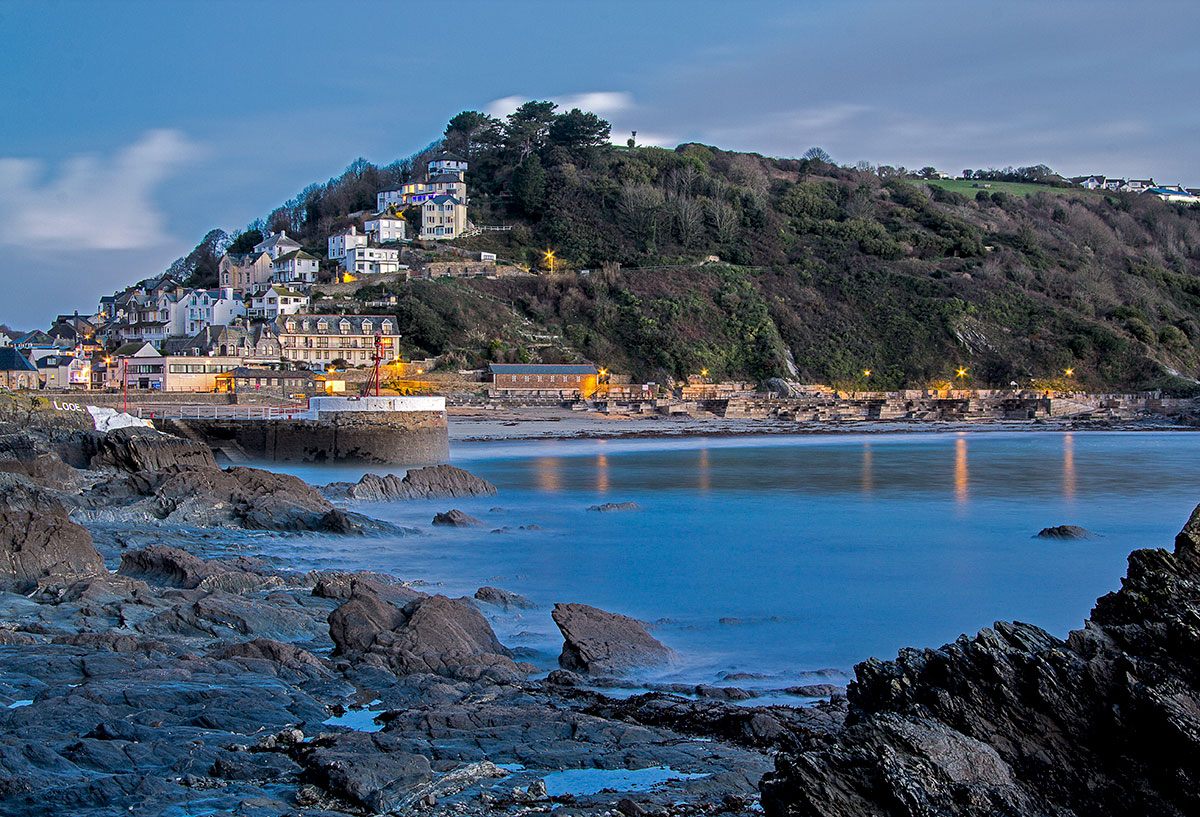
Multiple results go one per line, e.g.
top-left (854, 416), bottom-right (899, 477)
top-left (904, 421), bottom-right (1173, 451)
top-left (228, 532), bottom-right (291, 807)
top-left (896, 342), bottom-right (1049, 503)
top-left (380, 320), bottom-right (392, 335)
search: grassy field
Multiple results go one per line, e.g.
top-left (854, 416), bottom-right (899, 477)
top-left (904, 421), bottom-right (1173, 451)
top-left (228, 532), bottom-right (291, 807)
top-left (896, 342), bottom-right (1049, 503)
top-left (920, 178), bottom-right (1096, 198)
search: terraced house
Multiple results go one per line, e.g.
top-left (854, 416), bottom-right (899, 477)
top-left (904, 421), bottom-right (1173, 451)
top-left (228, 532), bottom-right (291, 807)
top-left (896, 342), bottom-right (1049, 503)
top-left (274, 315), bottom-right (400, 366)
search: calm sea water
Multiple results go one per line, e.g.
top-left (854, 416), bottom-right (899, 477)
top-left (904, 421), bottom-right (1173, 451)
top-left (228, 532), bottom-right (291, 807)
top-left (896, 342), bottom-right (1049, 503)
top-left (262, 431), bottom-right (1200, 690)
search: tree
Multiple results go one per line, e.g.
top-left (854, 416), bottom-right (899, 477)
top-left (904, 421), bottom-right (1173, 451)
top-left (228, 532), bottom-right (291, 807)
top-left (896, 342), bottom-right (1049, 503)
top-left (510, 154), bottom-right (547, 215)
top-left (227, 228), bottom-right (263, 255)
top-left (168, 228), bottom-right (230, 287)
top-left (444, 110), bottom-right (502, 158)
top-left (673, 195), bottom-right (704, 248)
top-left (963, 169), bottom-right (974, 179)
top-left (617, 183), bottom-right (666, 250)
top-left (547, 108), bottom-right (611, 152)
top-left (804, 146), bottom-right (832, 163)
top-left (920, 167), bottom-right (938, 179)
top-left (505, 100), bottom-right (558, 159)
top-left (707, 199), bottom-right (739, 244)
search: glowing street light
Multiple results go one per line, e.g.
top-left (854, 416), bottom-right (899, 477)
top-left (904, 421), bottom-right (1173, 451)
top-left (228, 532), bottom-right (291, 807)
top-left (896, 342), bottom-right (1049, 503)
top-left (955, 367), bottom-right (968, 380)
top-left (1065, 368), bottom-right (1074, 377)
top-left (863, 369), bottom-right (871, 377)
top-left (543, 249), bottom-right (556, 273)
top-left (701, 368), bottom-right (708, 376)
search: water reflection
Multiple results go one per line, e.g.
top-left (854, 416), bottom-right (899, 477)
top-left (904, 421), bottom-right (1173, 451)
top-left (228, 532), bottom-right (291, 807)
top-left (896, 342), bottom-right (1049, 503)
top-left (954, 436), bottom-right (969, 506)
top-left (535, 456), bottom-right (562, 492)
top-left (861, 443), bottom-right (873, 495)
top-left (596, 453), bottom-right (609, 493)
top-left (1063, 434), bottom-right (1076, 501)
top-left (697, 447), bottom-right (711, 493)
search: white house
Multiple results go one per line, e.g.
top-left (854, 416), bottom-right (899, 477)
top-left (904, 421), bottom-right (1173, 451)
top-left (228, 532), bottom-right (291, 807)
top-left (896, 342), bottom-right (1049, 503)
top-left (1076, 175), bottom-right (1106, 190)
top-left (428, 151), bottom-right (468, 178)
top-left (248, 285), bottom-right (309, 321)
top-left (254, 231), bottom-right (302, 260)
top-left (365, 212), bottom-right (407, 243)
top-left (343, 246), bottom-right (401, 276)
top-left (272, 250), bottom-right (319, 286)
top-left (185, 287), bottom-right (246, 336)
top-left (1124, 178), bottom-right (1155, 193)
top-left (328, 225), bottom-right (369, 260)
top-left (1148, 187), bottom-right (1200, 204)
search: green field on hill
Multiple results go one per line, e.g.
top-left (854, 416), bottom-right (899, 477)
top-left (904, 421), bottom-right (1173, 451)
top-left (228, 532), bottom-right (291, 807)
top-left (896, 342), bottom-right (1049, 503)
top-left (920, 179), bottom-right (1096, 198)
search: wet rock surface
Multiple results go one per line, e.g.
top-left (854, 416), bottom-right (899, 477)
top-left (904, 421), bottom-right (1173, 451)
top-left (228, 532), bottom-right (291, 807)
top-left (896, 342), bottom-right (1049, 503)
top-left (1035, 524), bottom-right (1094, 539)
top-left (325, 465), bottom-right (498, 501)
top-left (760, 502), bottom-right (1200, 817)
top-left (0, 477), bottom-right (106, 592)
top-left (432, 509), bottom-right (484, 528)
top-left (552, 602), bottom-right (677, 674)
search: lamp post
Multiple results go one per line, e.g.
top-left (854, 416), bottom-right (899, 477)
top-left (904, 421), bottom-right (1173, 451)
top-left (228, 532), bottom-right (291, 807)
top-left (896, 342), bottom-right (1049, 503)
top-left (122, 358), bottom-right (128, 411)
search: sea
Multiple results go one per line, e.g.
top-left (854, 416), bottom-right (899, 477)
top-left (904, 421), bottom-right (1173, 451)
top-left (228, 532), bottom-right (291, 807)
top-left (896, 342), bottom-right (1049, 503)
top-left (261, 430), bottom-right (1200, 694)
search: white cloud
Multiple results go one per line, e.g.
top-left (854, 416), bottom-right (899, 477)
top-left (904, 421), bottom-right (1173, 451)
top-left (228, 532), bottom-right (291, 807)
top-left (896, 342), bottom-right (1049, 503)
top-left (0, 129), bottom-right (200, 251)
top-left (484, 91), bottom-right (634, 119)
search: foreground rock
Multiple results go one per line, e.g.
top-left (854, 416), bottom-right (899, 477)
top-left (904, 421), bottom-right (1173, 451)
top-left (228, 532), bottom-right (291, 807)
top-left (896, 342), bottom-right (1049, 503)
top-left (88, 425), bottom-right (218, 472)
top-left (326, 465), bottom-right (497, 501)
top-left (0, 477), bottom-right (106, 591)
top-left (760, 503), bottom-right (1200, 816)
top-left (552, 602), bottom-right (676, 674)
top-left (329, 587), bottom-right (522, 681)
top-left (1035, 524), bottom-right (1094, 539)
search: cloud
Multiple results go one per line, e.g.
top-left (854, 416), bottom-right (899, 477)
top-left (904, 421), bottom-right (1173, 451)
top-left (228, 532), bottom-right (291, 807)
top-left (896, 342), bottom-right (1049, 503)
top-left (0, 129), bottom-right (200, 251)
top-left (484, 90), bottom-right (634, 119)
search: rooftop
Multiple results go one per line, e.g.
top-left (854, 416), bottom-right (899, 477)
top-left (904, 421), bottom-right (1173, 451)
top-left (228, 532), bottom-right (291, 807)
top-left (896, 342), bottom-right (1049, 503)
top-left (489, 363), bottom-right (598, 375)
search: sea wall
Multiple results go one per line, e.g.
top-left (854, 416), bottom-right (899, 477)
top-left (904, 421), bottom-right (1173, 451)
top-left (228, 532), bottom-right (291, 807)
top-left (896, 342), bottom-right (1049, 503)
top-left (156, 410), bottom-right (449, 464)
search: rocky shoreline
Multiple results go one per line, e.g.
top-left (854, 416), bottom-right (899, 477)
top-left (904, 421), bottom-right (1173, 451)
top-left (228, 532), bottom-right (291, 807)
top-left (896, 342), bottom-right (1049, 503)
top-left (3, 412), bottom-right (1200, 815)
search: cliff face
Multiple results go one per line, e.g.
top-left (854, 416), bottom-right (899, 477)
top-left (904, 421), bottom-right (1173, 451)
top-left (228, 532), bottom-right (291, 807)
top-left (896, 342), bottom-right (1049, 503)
top-left (761, 504), bottom-right (1200, 817)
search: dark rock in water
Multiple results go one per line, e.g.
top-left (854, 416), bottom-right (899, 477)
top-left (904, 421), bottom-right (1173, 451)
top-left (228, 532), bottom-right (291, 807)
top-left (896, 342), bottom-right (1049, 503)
top-left (587, 501), bottom-right (641, 512)
top-left (329, 588), bottom-right (520, 681)
top-left (0, 477), bottom-right (106, 592)
top-left (474, 586), bottom-right (537, 610)
top-left (311, 572), bottom-right (425, 606)
top-left (327, 465), bottom-right (497, 502)
top-left (760, 501), bottom-right (1200, 817)
top-left (89, 426), bottom-right (217, 472)
top-left (551, 602), bottom-right (676, 674)
top-left (1036, 524), bottom-right (1094, 539)
top-left (431, 509), bottom-right (483, 528)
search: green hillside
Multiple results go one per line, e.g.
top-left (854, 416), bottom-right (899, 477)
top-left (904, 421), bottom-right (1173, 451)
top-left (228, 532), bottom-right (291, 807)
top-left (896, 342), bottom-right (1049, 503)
top-left (183, 102), bottom-right (1200, 393)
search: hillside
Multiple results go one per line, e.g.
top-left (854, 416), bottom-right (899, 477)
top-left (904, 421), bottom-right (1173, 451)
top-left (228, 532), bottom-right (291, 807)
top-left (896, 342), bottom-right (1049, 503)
top-left (180, 103), bottom-right (1200, 392)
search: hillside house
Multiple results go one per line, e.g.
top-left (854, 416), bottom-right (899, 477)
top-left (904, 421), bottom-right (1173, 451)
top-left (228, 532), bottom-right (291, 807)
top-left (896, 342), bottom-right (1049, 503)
top-left (0, 348), bottom-right (38, 390)
top-left (248, 285), bottom-right (309, 320)
top-left (213, 367), bottom-right (324, 399)
top-left (183, 324), bottom-right (281, 362)
top-left (219, 251), bottom-right (274, 293)
top-left (420, 195), bottom-right (467, 240)
top-left (487, 363), bottom-right (599, 398)
top-left (365, 211), bottom-right (406, 243)
top-left (185, 287), bottom-right (246, 335)
top-left (254, 231), bottom-right (302, 260)
top-left (271, 250), bottom-right (319, 286)
top-left (328, 226), bottom-right (369, 260)
top-left (343, 246), bottom-right (401, 276)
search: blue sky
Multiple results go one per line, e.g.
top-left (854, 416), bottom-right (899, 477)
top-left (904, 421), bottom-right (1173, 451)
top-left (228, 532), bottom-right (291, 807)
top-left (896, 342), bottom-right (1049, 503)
top-left (1, 0), bottom-right (1197, 327)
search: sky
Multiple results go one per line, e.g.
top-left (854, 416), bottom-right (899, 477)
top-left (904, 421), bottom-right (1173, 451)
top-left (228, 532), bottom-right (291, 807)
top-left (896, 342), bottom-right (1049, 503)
top-left (1, 0), bottom-right (1197, 328)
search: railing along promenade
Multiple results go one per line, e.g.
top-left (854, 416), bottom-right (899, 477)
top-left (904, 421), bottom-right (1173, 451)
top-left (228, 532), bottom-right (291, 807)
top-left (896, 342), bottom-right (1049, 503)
top-left (128, 404), bottom-right (307, 421)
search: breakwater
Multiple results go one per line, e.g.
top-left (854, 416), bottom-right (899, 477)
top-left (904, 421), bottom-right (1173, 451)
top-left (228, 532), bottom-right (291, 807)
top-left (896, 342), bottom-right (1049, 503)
top-left (155, 396), bottom-right (449, 464)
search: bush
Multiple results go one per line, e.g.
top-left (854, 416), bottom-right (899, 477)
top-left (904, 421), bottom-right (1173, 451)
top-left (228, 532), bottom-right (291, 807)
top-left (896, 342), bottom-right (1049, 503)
top-left (1125, 317), bottom-right (1155, 343)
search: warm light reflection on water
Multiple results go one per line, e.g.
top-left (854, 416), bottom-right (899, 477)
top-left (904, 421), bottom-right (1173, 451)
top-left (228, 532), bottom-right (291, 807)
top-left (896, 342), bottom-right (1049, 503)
top-left (954, 435), bottom-right (969, 506)
top-left (596, 452), bottom-right (609, 493)
top-left (535, 456), bottom-right (562, 492)
top-left (1063, 433), bottom-right (1076, 502)
top-left (861, 443), bottom-right (873, 495)
top-left (697, 447), bottom-right (711, 493)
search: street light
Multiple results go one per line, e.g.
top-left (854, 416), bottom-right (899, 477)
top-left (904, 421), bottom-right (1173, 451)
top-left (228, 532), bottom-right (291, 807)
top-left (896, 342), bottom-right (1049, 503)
top-left (863, 369), bottom-right (871, 377)
top-left (543, 249), bottom-right (556, 273)
top-left (1065, 368), bottom-right (1074, 377)
top-left (955, 367), bottom-right (968, 379)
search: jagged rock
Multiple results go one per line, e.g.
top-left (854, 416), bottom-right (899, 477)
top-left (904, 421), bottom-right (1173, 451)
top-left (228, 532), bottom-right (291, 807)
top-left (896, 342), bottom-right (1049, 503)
top-left (0, 477), bottom-right (106, 592)
top-left (431, 509), bottom-right (483, 528)
top-left (329, 588), bottom-right (521, 681)
top-left (118, 544), bottom-right (221, 589)
top-left (312, 572), bottom-right (425, 606)
top-left (1036, 524), bottom-right (1094, 539)
top-left (300, 732), bottom-right (433, 814)
top-left (760, 501), bottom-right (1200, 817)
top-left (209, 638), bottom-right (329, 674)
top-left (0, 432), bottom-right (77, 485)
top-left (474, 586), bottom-right (537, 610)
top-left (88, 426), bottom-right (216, 473)
top-left (326, 465), bottom-right (497, 502)
top-left (587, 501), bottom-right (641, 512)
top-left (551, 602), bottom-right (676, 674)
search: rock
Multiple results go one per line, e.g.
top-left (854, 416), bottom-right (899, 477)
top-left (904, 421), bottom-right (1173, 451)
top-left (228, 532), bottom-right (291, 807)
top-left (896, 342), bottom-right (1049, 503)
top-left (760, 501), bottom-right (1200, 817)
top-left (312, 572), bottom-right (425, 606)
top-left (0, 477), bottom-right (106, 592)
top-left (474, 586), bottom-right (537, 610)
top-left (88, 426), bottom-right (217, 472)
top-left (0, 432), bottom-right (77, 485)
top-left (328, 465), bottom-right (498, 501)
top-left (208, 638), bottom-right (329, 674)
top-left (432, 509), bottom-right (483, 528)
top-left (302, 733), bottom-right (433, 814)
top-left (587, 501), bottom-right (641, 512)
top-left (118, 544), bottom-right (220, 589)
top-left (551, 602), bottom-right (676, 674)
top-left (329, 588), bottom-right (520, 680)
top-left (1036, 524), bottom-right (1094, 539)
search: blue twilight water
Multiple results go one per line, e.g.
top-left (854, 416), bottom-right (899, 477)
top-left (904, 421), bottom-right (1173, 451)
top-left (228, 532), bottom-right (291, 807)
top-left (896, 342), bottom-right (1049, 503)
top-left (261, 431), bottom-right (1200, 690)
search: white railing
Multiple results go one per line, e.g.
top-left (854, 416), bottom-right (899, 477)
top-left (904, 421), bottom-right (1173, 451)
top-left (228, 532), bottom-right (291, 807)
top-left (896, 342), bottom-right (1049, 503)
top-left (130, 404), bottom-right (307, 421)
